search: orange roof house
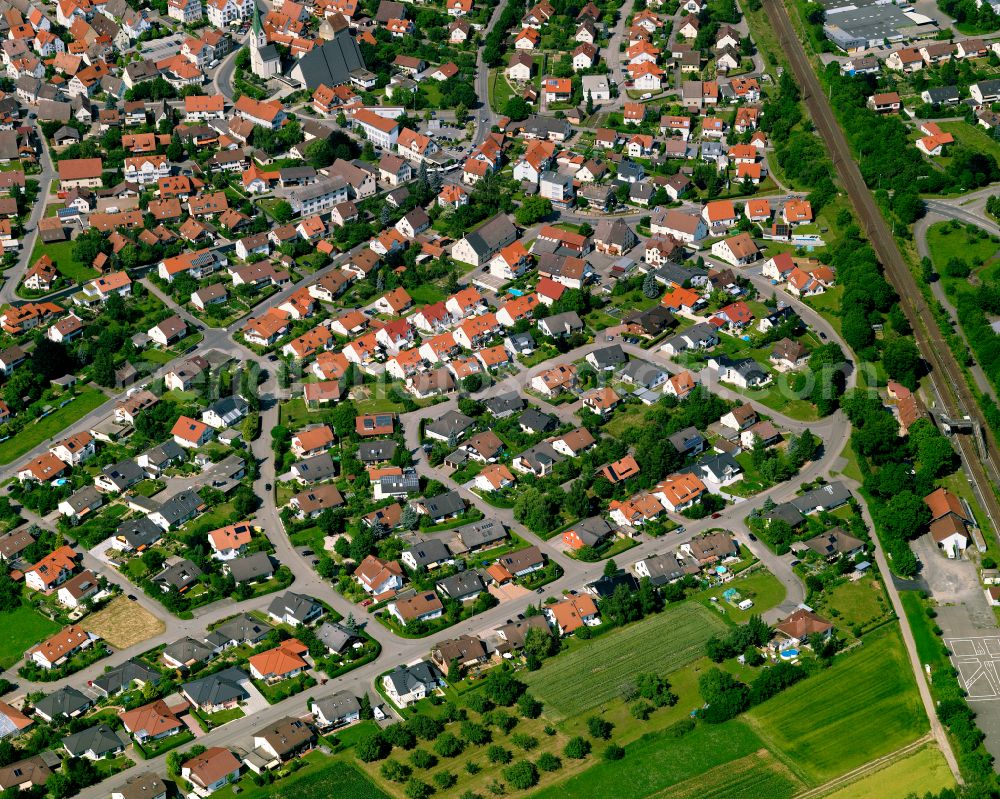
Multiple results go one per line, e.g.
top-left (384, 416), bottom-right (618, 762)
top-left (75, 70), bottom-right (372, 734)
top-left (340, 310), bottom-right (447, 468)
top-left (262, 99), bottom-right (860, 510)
top-left (248, 639), bottom-right (308, 681)
top-left (547, 595), bottom-right (599, 635)
top-left (598, 455), bottom-right (640, 484)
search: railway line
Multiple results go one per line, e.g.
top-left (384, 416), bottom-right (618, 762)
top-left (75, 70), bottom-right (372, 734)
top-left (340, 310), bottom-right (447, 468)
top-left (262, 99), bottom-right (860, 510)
top-left (760, 0), bottom-right (1000, 542)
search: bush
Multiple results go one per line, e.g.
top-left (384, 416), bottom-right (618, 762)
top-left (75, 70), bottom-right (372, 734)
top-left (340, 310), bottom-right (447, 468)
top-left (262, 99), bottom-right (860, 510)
top-left (404, 778), bottom-right (433, 799)
top-left (563, 736), bottom-right (591, 759)
top-left (409, 749), bottom-right (436, 770)
top-left (510, 733), bottom-right (538, 751)
top-left (380, 759), bottom-right (411, 782)
top-left (485, 710), bottom-right (517, 733)
top-left (603, 743), bottom-right (625, 761)
top-left (665, 718), bottom-right (697, 738)
top-left (536, 752), bottom-right (562, 772)
top-left (433, 732), bottom-right (465, 758)
top-left (587, 716), bottom-right (613, 740)
top-left (356, 732), bottom-right (390, 762)
top-left (433, 771), bottom-right (457, 790)
top-left (503, 760), bottom-right (539, 790)
top-left (517, 694), bottom-right (542, 719)
top-left (630, 701), bottom-right (654, 721)
top-left (461, 721), bottom-right (492, 746)
top-left (487, 744), bottom-right (512, 764)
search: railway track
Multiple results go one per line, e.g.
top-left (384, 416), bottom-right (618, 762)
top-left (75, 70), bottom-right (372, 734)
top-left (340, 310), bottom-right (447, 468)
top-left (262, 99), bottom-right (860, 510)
top-left (760, 0), bottom-right (1000, 540)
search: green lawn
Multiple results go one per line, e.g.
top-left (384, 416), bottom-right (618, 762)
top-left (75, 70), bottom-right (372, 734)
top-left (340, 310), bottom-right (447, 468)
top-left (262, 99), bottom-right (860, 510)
top-left (0, 605), bottom-right (62, 669)
top-left (212, 755), bottom-right (389, 799)
top-left (695, 569), bottom-right (787, 624)
top-left (523, 602), bottom-right (727, 719)
top-left (530, 720), bottom-right (774, 799)
top-left (405, 284), bottom-right (447, 305)
top-left (0, 390), bottom-right (107, 464)
top-left (747, 627), bottom-right (928, 785)
top-left (818, 579), bottom-right (890, 633)
top-left (939, 121), bottom-right (1000, 165)
top-left (925, 220), bottom-right (999, 279)
top-left (898, 590), bottom-right (949, 672)
top-left (29, 238), bottom-right (97, 284)
top-left (279, 398), bottom-right (322, 428)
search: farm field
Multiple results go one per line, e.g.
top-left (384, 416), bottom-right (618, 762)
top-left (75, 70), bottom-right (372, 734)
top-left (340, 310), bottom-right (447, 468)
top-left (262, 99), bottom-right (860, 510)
top-left (530, 720), bottom-right (767, 799)
top-left (0, 605), bottom-right (61, 669)
top-left (746, 627), bottom-right (927, 785)
top-left (656, 749), bottom-right (804, 799)
top-left (820, 745), bottom-right (953, 799)
top-left (523, 602), bottom-right (727, 719)
top-left (85, 597), bottom-right (165, 649)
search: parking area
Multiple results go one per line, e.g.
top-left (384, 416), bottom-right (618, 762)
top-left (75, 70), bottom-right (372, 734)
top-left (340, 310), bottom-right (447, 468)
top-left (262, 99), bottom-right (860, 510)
top-left (948, 637), bottom-right (1000, 701)
top-left (488, 583), bottom-right (533, 604)
top-left (138, 33), bottom-right (186, 62)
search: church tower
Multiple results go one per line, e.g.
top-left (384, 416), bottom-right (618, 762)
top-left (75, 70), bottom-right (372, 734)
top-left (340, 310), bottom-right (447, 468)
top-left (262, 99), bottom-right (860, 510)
top-left (250, 2), bottom-right (281, 79)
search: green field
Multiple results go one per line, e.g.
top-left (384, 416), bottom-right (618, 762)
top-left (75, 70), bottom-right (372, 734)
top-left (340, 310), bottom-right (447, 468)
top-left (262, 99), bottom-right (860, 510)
top-left (821, 745), bottom-right (953, 799)
top-left (530, 721), bottom-right (769, 799)
top-left (0, 390), bottom-right (107, 464)
top-left (819, 579), bottom-right (890, 632)
top-left (925, 221), bottom-right (999, 280)
top-left (657, 749), bottom-right (805, 799)
top-left (696, 570), bottom-right (787, 624)
top-left (213, 756), bottom-right (389, 799)
top-left (0, 605), bottom-right (62, 668)
top-left (747, 627), bottom-right (927, 784)
top-left (29, 238), bottom-right (97, 284)
top-left (898, 591), bottom-right (949, 671)
top-left (939, 121), bottom-right (1000, 165)
top-left (523, 603), bottom-right (727, 719)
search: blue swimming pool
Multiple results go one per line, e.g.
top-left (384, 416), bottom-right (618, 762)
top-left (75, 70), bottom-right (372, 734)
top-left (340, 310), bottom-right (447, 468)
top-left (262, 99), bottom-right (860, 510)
top-left (779, 648), bottom-right (799, 660)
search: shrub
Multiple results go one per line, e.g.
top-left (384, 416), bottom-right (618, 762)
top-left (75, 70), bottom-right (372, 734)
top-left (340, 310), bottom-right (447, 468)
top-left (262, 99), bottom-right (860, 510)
top-left (486, 710), bottom-right (517, 733)
top-left (465, 761), bottom-right (481, 775)
top-left (380, 759), bottom-right (411, 782)
top-left (587, 716), bottom-right (613, 740)
top-left (461, 721), bottom-right (492, 746)
top-left (434, 771), bottom-right (457, 790)
top-left (467, 692), bottom-right (494, 714)
top-left (510, 733), bottom-right (538, 751)
top-left (536, 752), bottom-right (562, 772)
top-left (503, 760), bottom-right (539, 790)
top-left (409, 749), bottom-right (436, 769)
top-left (517, 694), bottom-right (542, 719)
top-left (563, 736), bottom-right (591, 759)
top-left (384, 723), bottom-right (417, 750)
top-left (404, 778), bottom-right (433, 799)
top-left (433, 732), bottom-right (465, 758)
top-left (630, 701), bottom-right (653, 720)
top-left (487, 744), bottom-right (512, 764)
top-left (603, 743), bottom-right (625, 761)
top-left (407, 714), bottom-right (443, 741)
top-left (356, 732), bottom-right (390, 762)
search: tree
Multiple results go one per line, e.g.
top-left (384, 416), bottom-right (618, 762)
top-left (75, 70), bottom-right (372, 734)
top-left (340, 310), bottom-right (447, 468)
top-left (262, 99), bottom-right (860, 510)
top-left (698, 668), bottom-right (749, 723)
top-left (503, 95), bottom-right (530, 121)
top-left (563, 736), bottom-right (591, 759)
top-left (407, 714), bottom-right (443, 741)
top-left (536, 752), bottom-right (561, 772)
top-left (883, 336), bottom-right (922, 391)
top-left (356, 732), bottom-right (390, 761)
top-left (404, 778), bottom-right (433, 799)
top-left (503, 761), bottom-right (539, 790)
top-left (642, 271), bottom-right (660, 299)
top-left (603, 743), bottom-right (625, 761)
top-left (433, 732), bottom-right (464, 758)
top-left (92, 349), bottom-right (116, 387)
top-left (587, 716), bottom-right (613, 740)
top-left (515, 196), bottom-right (553, 225)
top-left (0, 572), bottom-right (21, 613)
top-left (270, 201), bottom-right (293, 223)
top-left (380, 759), bottom-right (411, 782)
top-left (586, 90), bottom-right (594, 115)
top-left (304, 138), bottom-right (336, 168)
top-left (484, 665), bottom-right (525, 706)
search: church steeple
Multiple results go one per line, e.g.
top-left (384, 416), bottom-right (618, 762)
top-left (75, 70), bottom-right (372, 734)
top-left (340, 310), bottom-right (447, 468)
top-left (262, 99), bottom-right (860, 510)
top-left (252, 2), bottom-right (266, 49)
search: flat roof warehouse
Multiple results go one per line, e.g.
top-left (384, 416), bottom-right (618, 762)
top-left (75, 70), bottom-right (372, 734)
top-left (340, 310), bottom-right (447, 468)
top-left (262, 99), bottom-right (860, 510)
top-left (823, 2), bottom-right (939, 51)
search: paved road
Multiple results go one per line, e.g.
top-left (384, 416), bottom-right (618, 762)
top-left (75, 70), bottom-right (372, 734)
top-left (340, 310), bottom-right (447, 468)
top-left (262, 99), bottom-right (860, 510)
top-left (472, 1), bottom-right (507, 147)
top-left (1, 135), bottom-right (55, 304)
top-left (762, 0), bottom-right (965, 781)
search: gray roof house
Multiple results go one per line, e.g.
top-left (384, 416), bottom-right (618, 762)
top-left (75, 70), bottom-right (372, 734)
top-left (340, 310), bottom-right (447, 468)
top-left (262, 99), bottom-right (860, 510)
top-left (152, 559), bottom-right (202, 593)
top-left (483, 394), bottom-right (525, 418)
top-left (202, 395), bottom-right (250, 429)
top-left (538, 311), bottom-right (584, 338)
top-left (667, 426), bottom-right (705, 456)
top-left (452, 214), bottom-right (518, 266)
top-left (790, 482), bottom-right (852, 515)
top-left (382, 661), bottom-right (443, 708)
top-left (62, 724), bottom-right (126, 760)
top-left (96, 458), bottom-right (145, 492)
top-left (567, 516), bottom-right (614, 548)
top-left (436, 570), bottom-right (486, 601)
top-left (163, 637), bottom-right (216, 669)
top-left (226, 552), bottom-right (275, 584)
top-left (91, 659), bottom-right (161, 699)
top-left (358, 440), bottom-right (398, 463)
top-left (454, 519), bottom-right (507, 552)
top-left (291, 452), bottom-right (337, 483)
top-left (181, 667), bottom-right (251, 711)
top-left (618, 360), bottom-right (669, 390)
top-left (586, 345), bottom-right (627, 371)
top-left (205, 613), bottom-right (272, 650)
top-left (425, 410), bottom-right (475, 442)
top-left (414, 491), bottom-right (465, 522)
top-left (115, 517), bottom-right (163, 551)
top-left (148, 489), bottom-right (205, 530)
top-left (401, 538), bottom-right (454, 571)
top-left (763, 502), bottom-right (806, 528)
top-left (33, 687), bottom-right (92, 723)
top-left (518, 408), bottom-right (557, 434)
top-left (267, 592), bottom-right (324, 626)
top-left (512, 441), bottom-right (565, 476)
top-left (315, 622), bottom-right (357, 654)
top-left (310, 691), bottom-right (361, 729)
